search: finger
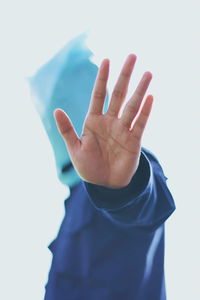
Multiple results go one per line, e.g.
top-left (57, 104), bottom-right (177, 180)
top-left (88, 59), bottom-right (109, 115)
top-left (121, 72), bottom-right (152, 128)
top-left (107, 54), bottom-right (137, 117)
top-left (130, 95), bottom-right (154, 142)
top-left (54, 109), bottom-right (80, 152)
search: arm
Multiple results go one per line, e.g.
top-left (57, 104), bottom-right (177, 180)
top-left (83, 147), bottom-right (175, 230)
top-left (53, 54), bottom-right (175, 229)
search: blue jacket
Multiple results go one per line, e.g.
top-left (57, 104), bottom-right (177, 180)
top-left (44, 147), bottom-right (175, 300)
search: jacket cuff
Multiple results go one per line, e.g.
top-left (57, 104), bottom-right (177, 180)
top-left (83, 150), bottom-right (152, 211)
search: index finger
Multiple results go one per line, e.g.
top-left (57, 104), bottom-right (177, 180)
top-left (88, 59), bottom-right (110, 115)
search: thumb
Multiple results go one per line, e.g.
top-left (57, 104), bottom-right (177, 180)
top-left (53, 109), bottom-right (80, 152)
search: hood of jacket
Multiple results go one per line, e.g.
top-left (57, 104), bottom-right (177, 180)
top-left (28, 32), bottom-right (109, 188)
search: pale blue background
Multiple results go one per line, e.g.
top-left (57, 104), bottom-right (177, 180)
top-left (0, 0), bottom-right (199, 299)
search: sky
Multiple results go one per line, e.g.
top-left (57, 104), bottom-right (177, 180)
top-left (0, 0), bottom-right (199, 299)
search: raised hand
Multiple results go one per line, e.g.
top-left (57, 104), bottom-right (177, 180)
top-left (54, 54), bottom-right (153, 189)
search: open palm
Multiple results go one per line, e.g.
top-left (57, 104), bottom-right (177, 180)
top-left (54, 54), bottom-right (153, 189)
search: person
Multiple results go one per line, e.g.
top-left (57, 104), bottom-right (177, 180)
top-left (29, 34), bottom-right (175, 300)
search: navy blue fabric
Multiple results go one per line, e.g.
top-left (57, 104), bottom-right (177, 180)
top-left (44, 147), bottom-right (175, 300)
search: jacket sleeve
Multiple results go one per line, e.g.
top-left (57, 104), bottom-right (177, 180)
top-left (83, 147), bottom-right (176, 230)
